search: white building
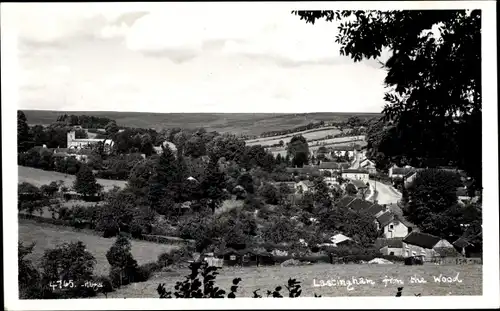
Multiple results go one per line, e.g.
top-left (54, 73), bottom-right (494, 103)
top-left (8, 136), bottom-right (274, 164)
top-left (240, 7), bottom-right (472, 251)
top-left (375, 212), bottom-right (413, 239)
top-left (67, 130), bottom-right (113, 150)
top-left (359, 158), bottom-right (377, 174)
top-left (402, 232), bottom-right (458, 260)
top-left (388, 165), bottom-right (414, 179)
top-left (341, 168), bottom-right (369, 183)
top-left (295, 180), bottom-right (315, 193)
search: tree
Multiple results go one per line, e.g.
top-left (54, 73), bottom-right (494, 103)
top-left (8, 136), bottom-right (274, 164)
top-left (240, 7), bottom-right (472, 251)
top-left (75, 129), bottom-right (88, 139)
top-left (236, 172), bottom-right (254, 194)
top-left (287, 135), bottom-right (309, 168)
top-left (345, 183), bottom-right (358, 196)
top-left (200, 155), bottom-right (227, 213)
top-left (261, 216), bottom-right (301, 245)
top-left (275, 153), bottom-right (283, 165)
top-left (18, 111), bottom-right (33, 152)
top-left (127, 157), bottom-right (157, 199)
top-left (105, 120), bottom-right (119, 136)
top-left (40, 241), bottom-right (96, 287)
top-left (184, 136), bottom-right (206, 158)
top-left (258, 182), bottom-right (280, 205)
top-left (148, 145), bottom-right (181, 211)
top-left (293, 10), bottom-right (481, 191)
top-left (106, 234), bottom-right (139, 287)
top-left (403, 169), bottom-right (462, 237)
top-left (206, 133), bottom-right (246, 163)
top-left (40, 181), bottom-right (60, 197)
top-left (97, 188), bottom-right (136, 237)
top-left (19, 242), bottom-right (43, 299)
top-left (318, 207), bottom-right (379, 247)
top-left (73, 164), bottom-right (102, 198)
top-left (313, 179), bottom-right (332, 209)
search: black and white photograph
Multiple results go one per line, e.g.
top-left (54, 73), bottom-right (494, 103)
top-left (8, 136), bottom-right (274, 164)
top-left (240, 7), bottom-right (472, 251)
top-left (2, 1), bottom-right (498, 310)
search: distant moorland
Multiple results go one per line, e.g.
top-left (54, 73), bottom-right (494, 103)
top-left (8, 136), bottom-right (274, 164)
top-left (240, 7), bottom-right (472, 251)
top-left (22, 110), bottom-right (381, 136)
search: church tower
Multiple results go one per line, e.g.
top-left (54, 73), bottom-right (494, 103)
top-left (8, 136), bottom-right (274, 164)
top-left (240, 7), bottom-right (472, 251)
top-left (67, 131), bottom-right (76, 148)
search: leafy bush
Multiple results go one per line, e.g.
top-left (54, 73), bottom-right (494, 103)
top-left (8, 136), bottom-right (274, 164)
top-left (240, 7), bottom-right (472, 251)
top-left (258, 182), bottom-right (280, 204)
top-left (157, 261), bottom-right (327, 298)
top-left (157, 246), bottom-right (192, 267)
top-left (93, 275), bottom-right (113, 297)
top-left (106, 234), bottom-right (139, 287)
top-left (157, 261), bottom-right (241, 298)
top-left (136, 262), bottom-right (163, 282)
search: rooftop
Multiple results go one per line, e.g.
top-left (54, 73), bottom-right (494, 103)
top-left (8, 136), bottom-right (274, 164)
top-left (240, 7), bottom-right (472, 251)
top-left (319, 162), bottom-right (344, 169)
top-left (342, 168), bottom-right (369, 174)
top-left (453, 237), bottom-right (474, 248)
top-left (347, 198), bottom-right (372, 211)
top-left (375, 238), bottom-right (404, 249)
top-left (337, 195), bottom-right (357, 208)
top-left (366, 203), bottom-right (387, 217)
top-left (376, 211), bottom-right (395, 228)
top-left (299, 180), bottom-right (315, 188)
top-left (403, 232), bottom-right (442, 249)
top-left (351, 179), bottom-right (369, 189)
top-left (392, 167), bottom-right (415, 175)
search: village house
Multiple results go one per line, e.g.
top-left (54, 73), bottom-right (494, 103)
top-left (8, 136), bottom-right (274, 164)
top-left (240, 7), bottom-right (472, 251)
top-left (337, 195), bottom-right (357, 208)
top-left (350, 179), bottom-right (369, 193)
top-left (318, 161), bottom-right (350, 175)
top-left (456, 186), bottom-right (473, 204)
top-left (153, 141), bottom-right (177, 155)
top-left (341, 168), bottom-right (370, 183)
top-left (330, 144), bottom-right (362, 159)
top-left (285, 166), bottom-right (320, 178)
top-left (215, 248), bottom-right (275, 267)
top-left (295, 180), bottom-right (315, 193)
top-left (365, 203), bottom-right (388, 218)
top-left (67, 130), bottom-right (114, 151)
top-left (452, 232), bottom-right (482, 258)
top-left (359, 158), bottom-right (377, 174)
top-left (388, 165), bottom-right (415, 179)
top-left (51, 147), bottom-right (94, 163)
top-left (402, 232), bottom-right (458, 261)
top-left (404, 170), bottom-right (418, 188)
top-left (330, 233), bottom-right (355, 246)
top-left (375, 212), bottom-right (414, 238)
top-left (375, 238), bottom-right (404, 256)
top-left (339, 197), bottom-right (372, 212)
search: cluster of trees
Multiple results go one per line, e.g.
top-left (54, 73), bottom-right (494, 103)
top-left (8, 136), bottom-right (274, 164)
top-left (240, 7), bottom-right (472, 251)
top-left (18, 182), bottom-right (60, 215)
top-left (18, 113), bottom-right (70, 151)
top-left (403, 169), bottom-right (482, 240)
top-left (19, 240), bottom-right (106, 299)
top-left (260, 121), bottom-right (326, 138)
top-left (18, 233), bottom-right (169, 299)
top-left (55, 114), bottom-right (116, 129)
top-left (292, 10), bottom-right (483, 242)
top-left (294, 10), bottom-right (481, 194)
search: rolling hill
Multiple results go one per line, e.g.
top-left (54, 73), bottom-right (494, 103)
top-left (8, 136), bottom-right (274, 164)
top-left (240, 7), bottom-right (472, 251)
top-left (21, 110), bottom-right (381, 137)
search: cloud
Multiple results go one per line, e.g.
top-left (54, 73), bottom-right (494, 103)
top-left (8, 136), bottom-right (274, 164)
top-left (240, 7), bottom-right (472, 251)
top-left (12, 3), bottom-right (389, 113)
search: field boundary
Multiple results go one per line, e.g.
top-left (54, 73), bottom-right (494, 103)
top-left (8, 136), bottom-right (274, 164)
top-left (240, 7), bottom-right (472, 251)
top-left (18, 214), bottom-right (194, 246)
top-left (246, 126), bottom-right (340, 143)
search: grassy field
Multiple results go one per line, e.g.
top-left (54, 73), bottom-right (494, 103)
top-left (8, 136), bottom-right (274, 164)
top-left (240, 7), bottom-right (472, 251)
top-left (23, 110), bottom-right (381, 136)
top-left (107, 263), bottom-right (482, 298)
top-left (18, 221), bottom-right (178, 276)
top-left (245, 126), bottom-right (341, 146)
top-left (18, 166), bottom-right (127, 191)
top-left (267, 136), bottom-right (367, 157)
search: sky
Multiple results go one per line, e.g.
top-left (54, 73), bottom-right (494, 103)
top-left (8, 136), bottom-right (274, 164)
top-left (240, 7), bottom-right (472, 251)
top-left (9, 3), bottom-right (390, 113)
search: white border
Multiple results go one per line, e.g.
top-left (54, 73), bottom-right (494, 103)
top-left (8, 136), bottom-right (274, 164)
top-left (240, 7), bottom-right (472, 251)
top-left (2, 1), bottom-right (499, 310)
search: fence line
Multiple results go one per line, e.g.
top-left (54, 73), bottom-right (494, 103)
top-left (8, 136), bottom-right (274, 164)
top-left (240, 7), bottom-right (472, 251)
top-left (18, 213), bottom-right (194, 246)
top-left (431, 257), bottom-right (482, 265)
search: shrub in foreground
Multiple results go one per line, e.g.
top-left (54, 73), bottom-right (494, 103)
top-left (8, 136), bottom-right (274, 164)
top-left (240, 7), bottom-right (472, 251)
top-left (157, 261), bottom-right (419, 298)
